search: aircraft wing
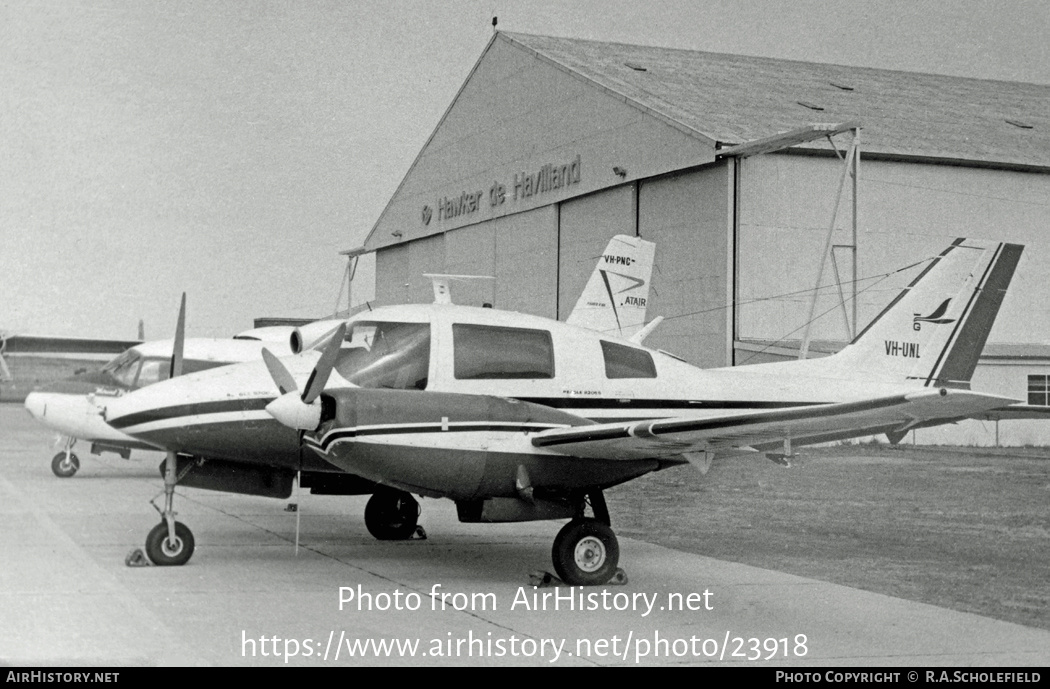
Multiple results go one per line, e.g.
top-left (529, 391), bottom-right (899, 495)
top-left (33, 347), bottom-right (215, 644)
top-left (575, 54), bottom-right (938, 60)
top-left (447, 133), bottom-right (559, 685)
top-left (974, 403), bottom-right (1050, 421)
top-left (531, 388), bottom-right (1019, 460)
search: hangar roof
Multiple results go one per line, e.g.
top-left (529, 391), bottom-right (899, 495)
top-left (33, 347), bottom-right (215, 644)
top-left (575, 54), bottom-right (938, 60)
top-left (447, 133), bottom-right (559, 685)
top-left (502, 32), bottom-right (1050, 171)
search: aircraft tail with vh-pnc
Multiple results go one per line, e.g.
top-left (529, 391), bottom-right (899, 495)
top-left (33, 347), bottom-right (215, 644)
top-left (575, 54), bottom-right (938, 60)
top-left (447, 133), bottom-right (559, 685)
top-left (565, 235), bottom-right (656, 340)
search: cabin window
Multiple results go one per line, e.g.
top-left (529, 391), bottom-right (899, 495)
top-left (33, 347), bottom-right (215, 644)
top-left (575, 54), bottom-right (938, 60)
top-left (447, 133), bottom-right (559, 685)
top-left (453, 324), bottom-right (554, 379)
top-left (601, 340), bottom-right (656, 379)
top-left (334, 321), bottom-right (430, 390)
top-left (1028, 374), bottom-right (1049, 406)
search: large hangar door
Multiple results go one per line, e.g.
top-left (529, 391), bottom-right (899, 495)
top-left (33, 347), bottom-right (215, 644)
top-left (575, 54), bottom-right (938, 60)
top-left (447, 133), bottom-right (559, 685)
top-left (375, 243), bottom-right (408, 306)
top-left (375, 234), bottom-right (446, 305)
top-left (494, 206), bottom-right (558, 317)
top-left (638, 167), bottom-right (730, 368)
top-left (736, 154), bottom-right (857, 353)
top-left (557, 186), bottom-right (635, 319)
top-left (445, 224), bottom-right (496, 308)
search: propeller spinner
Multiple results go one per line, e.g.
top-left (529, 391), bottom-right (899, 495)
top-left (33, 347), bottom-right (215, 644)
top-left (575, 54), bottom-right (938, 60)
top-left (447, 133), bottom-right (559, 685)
top-left (263, 323), bottom-right (346, 431)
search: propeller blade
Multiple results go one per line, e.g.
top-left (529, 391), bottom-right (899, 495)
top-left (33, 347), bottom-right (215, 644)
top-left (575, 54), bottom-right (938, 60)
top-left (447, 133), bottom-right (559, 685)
top-left (302, 322), bottom-right (346, 404)
top-left (261, 347), bottom-right (298, 396)
top-left (169, 293), bottom-right (186, 379)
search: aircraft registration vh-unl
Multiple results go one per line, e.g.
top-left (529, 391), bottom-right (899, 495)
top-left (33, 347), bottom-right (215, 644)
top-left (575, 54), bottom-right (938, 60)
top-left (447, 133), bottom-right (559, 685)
top-left (103, 237), bottom-right (1024, 587)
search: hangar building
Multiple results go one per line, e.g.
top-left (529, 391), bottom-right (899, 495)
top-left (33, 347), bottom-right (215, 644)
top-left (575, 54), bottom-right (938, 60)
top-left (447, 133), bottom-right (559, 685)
top-left (362, 32), bottom-right (1050, 445)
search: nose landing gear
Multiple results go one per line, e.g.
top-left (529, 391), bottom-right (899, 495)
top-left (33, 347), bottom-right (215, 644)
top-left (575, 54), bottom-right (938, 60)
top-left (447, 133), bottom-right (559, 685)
top-left (51, 437), bottom-right (80, 477)
top-left (51, 451), bottom-right (80, 478)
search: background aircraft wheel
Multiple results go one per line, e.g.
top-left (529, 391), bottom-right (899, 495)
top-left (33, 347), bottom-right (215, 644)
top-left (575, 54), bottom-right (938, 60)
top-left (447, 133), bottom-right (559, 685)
top-left (364, 490), bottom-right (419, 540)
top-left (552, 518), bottom-right (619, 586)
top-left (145, 521), bottom-right (195, 566)
top-left (51, 452), bottom-right (80, 478)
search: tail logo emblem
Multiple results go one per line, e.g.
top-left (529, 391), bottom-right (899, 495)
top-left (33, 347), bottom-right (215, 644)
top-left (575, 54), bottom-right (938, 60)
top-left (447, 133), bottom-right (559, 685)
top-left (913, 299), bottom-right (956, 331)
top-left (600, 270), bottom-right (645, 294)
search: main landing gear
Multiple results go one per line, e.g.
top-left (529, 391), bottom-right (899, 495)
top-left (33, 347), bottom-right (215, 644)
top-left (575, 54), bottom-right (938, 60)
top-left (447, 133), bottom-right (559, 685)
top-left (364, 488), bottom-right (425, 541)
top-left (51, 437), bottom-right (80, 477)
top-left (550, 490), bottom-right (624, 587)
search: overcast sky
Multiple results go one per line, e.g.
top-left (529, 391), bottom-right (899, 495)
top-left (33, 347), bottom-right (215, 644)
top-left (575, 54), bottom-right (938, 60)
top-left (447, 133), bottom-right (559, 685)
top-left (2, 0), bottom-right (1047, 339)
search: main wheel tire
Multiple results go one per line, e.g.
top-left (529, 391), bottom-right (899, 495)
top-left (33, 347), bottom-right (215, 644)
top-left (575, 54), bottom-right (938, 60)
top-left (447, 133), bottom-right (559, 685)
top-left (552, 518), bottom-right (619, 586)
top-left (145, 521), bottom-right (195, 566)
top-left (364, 490), bottom-right (419, 540)
top-left (51, 452), bottom-right (80, 478)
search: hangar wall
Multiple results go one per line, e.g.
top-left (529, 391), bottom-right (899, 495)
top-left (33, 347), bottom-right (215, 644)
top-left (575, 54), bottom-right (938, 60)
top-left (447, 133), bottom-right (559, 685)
top-left (557, 185), bottom-right (635, 320)
top-left (737, 153), bottom-right (1050, 349)
top-left (367, 35), bottom-right (715, 254)
top-left (735, 152), bottom-right (1050, 443)
top-left (638, 165), bottom-right (731, 368)
top-left (365, 32), bottom-right (1049, 445)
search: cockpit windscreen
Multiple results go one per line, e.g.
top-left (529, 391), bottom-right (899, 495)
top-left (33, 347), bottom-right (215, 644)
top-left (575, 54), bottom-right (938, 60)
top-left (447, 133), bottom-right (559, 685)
top-left (334, 321), bottom-right (430, 390)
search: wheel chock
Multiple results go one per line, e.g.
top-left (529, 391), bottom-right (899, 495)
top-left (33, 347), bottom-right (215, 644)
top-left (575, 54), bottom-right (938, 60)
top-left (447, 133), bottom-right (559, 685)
top-left (412, 526), bottom-right (428, 540)
top-left (528, 568), bottom-right (629, 587)
top-left (125, 548), bottom-right (151, 567)
top-left (284, 503), bottom-right (298, 512)
top-left (529, 570), bottom-right (563, 588)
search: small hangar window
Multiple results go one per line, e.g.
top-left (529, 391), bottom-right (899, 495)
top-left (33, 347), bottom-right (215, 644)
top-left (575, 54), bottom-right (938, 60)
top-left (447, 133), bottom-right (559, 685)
top-left (1028, 375), bottom-right (1049, 406)
top-left (453, 324), bottom-right (554, 379)
top-left (601, 341), bottom-right (656, 379)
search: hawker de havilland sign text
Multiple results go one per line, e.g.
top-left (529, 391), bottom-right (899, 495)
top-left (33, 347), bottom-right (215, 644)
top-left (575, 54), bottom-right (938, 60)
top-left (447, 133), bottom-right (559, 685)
top-left (423, 155), bottom-right (581, 226)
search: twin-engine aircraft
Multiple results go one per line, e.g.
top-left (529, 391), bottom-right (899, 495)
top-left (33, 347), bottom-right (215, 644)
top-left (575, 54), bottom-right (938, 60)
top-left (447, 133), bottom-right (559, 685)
top-left (23, 235), bottom-right (653, 482)
top-left (104, 237), bottom-right (1022, 586)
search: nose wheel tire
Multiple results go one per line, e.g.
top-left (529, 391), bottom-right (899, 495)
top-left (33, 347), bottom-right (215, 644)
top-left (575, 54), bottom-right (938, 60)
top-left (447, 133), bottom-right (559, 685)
top-left (145, 521), bottom-right (195, 566)
top-left (364, 490), bottom-right (420, 540)
top-left (51, 452), bottom-right (80, 478)
top-left (552, 518), bottom-right (619, 586)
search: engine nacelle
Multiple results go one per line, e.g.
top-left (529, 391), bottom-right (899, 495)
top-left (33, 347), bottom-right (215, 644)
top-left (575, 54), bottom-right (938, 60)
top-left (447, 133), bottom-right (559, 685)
top-left (290, 319), bottom-right (347, 354)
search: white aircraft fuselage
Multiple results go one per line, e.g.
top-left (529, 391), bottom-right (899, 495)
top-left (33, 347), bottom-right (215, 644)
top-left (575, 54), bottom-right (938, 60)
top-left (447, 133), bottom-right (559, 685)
top-left (100, 237), bottom-right (1024, 583)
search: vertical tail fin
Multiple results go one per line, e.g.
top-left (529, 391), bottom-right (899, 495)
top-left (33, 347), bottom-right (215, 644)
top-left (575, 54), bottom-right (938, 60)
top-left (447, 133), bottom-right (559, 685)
top-left (566, 235), bottom-right (656, 339)
top-left (833, 238), bottom-right (1023, 387)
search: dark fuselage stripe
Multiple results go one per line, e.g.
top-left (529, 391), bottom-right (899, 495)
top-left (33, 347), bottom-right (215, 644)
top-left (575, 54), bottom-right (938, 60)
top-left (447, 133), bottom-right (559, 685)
top-left (515, 397), bottom-right (822, 410)
top-left (109, 398), bottom-right (273, 429)
top-left (109, 396), bottom-right (826, 430)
